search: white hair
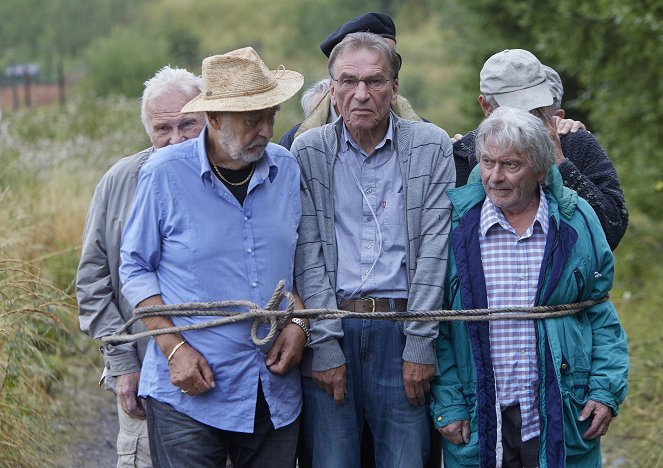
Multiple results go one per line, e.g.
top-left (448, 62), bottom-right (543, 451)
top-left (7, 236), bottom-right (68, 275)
top-left (140, 66), bottom-right (202, 133)
top-left (300, 78), bottom-right (331, 117)
top-left (476, 107), bottom-right (556, 180)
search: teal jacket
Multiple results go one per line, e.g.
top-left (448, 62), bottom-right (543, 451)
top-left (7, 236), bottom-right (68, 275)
top-left (430, 166), bottom-right (628, 467)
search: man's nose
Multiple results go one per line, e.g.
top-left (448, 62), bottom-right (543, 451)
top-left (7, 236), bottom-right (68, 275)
top-left (258, 120), bottom-right (274, 140)
top-left (353, 81), bottom-right (370, 101)
top-left (169, 128), bottom-right (186, 145)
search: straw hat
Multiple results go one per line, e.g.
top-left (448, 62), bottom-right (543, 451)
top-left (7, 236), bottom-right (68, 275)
top-left (181, 47), bottom-right (303, 113)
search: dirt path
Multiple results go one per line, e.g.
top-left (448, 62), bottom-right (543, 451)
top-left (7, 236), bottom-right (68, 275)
top-left (51, 355), bottom-right (119, 467)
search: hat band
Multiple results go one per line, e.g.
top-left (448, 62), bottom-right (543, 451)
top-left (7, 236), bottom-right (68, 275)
top-left (203, 79), bottom-right (277, 99)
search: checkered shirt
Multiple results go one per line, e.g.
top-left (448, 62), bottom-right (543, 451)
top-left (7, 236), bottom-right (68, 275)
top-left (479, 187), bottom-right (549, 442)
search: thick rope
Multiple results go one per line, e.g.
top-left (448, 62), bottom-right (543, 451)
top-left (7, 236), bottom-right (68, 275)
top-left (102, 280), bottom-right (609, 345)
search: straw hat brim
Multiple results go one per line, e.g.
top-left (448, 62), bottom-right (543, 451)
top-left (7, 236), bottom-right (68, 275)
top-left (181, 70), bottom-right (304, 113)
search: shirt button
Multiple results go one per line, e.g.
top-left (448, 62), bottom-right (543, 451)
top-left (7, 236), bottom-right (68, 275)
top-left (252, 282), bottom-right (258, 287)
top-left (366, 188), bottom-right (373, 194)
top-left (247, 248), bottom-right (253, 254)
top-left (244, 216), bottom-right (249, 221)
top-left (365, 244), bottom-right (371, 249)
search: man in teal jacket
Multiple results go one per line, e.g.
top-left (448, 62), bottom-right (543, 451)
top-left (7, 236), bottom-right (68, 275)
top-left (430, 107), bottom-right (628, 467)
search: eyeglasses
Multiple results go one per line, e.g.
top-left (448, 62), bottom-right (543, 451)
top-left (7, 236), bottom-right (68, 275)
top-left (332, 76), bottom-right (391, 92)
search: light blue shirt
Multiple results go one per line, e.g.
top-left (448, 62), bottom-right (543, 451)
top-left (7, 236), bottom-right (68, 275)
top-left (120, 129), bottom-right (302, 432)
top-left (333, 115), bottom-right (408, 302)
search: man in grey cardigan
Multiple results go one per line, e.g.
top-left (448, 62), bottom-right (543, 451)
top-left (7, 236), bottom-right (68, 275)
top-left (76, 66), bottom-right (204, 467)
top-left (291, 32), bottom-right (455, 468)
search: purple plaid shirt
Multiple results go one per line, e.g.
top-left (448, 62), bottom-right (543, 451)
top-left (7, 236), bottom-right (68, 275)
top-left (479, 187), bottom-right (548, 442)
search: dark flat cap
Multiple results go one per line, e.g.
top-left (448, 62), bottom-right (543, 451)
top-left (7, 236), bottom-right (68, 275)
top-left (320, 12), bottom-right (396, 57)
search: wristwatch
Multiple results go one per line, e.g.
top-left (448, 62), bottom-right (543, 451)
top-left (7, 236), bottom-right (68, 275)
top-left (290, 318), bottom-right (311, 346)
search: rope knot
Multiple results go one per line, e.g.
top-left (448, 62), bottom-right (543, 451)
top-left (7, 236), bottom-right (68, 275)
top-left (250, 280), bottom-right (295, 346)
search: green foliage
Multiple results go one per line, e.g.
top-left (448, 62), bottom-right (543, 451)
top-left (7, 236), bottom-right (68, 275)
top-left (446, 0), bottom-right (663, 218)
top-left (80, 28), bottom-right (171, 98)
top-left (0, 0), bottom-right (144, 79)
top-left (602, 213), bottom-right (663, 464)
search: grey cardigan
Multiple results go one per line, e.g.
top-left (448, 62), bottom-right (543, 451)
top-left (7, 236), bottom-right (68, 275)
top-left (76, 147), bottom-right (153, 390)
top-left (292, 115), bottom-right (456, 372)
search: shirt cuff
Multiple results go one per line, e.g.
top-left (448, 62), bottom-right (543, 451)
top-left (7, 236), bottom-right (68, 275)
top-left (121, 273), bottom-right (161, 307)
top-left (310, 339), bottom-right (346, 372)
top-left (403, 335), bottom-right (436, 365)
top-left (103, 349), bottom-right (142, 377)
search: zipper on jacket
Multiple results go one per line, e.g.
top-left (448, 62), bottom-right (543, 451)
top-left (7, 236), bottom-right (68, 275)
top-left (573, 267), bottom-right (585, 303)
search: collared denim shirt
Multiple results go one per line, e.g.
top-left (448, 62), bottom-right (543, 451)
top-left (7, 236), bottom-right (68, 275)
top-left (120, 129), bottom-right (302, 432)
top-left (333, 117), bottom-right (408, 302)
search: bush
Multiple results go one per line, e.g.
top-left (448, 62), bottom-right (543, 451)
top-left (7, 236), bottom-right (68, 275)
top-left (80, 27), bottom-right (171, 98)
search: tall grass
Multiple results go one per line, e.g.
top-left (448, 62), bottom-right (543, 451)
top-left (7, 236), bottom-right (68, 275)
top-left (0, 255), bottom-right (72, 465)
top-left (0, 94), bottom-right (147, 465)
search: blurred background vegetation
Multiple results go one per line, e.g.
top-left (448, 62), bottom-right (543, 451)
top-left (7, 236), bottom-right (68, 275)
top-left (0, 0), bottom-right (661, 465)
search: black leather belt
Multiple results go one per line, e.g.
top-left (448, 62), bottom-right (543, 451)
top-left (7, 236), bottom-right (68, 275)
top-left (340, 298), bottom-right (408, 313)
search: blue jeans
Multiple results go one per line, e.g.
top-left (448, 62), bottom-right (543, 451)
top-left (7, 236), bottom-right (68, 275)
top-left (303, 318), bottom-right (430, 468)
top-left (146, 382), bottom-right (299, 468)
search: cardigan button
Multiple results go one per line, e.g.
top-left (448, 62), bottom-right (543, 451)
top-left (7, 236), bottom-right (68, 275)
top-left (436, 416), bottom-right (443, 422)
top-left (561, 363), bottom-right (568, 371)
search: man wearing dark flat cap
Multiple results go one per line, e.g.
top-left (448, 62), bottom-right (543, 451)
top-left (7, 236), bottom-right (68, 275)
top-left (120, 47), bottom-right (308, 467)
top-left (293, 31), bottom-right (455, 468)
top-left (278, 11), bottom-right (423, 150)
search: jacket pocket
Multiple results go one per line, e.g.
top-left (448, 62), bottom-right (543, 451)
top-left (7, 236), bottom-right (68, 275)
top-left (561, 392), bottom-right (600, 459)
top-left (441, 395), bottom-right (479, 466)
top-left (442, 430), bottom-right (480, 466)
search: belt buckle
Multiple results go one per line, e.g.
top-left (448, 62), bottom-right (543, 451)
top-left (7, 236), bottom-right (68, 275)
top-left (367, 297), bottom-right (376, 313)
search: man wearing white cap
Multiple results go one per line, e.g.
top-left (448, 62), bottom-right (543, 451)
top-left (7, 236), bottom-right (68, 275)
top-left (119, 47), bottom-right (306, 467)
top-left (453, 49), bottom-right (628, 250)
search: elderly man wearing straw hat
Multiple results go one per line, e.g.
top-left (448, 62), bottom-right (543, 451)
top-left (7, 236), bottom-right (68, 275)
top-left (119, 47), bottom-right (306, 467)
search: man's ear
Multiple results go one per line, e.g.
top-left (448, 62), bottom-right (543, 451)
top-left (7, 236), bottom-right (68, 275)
top-left (536, 170), bottom-right (547, 183)
top-left (391, 78), bottom-right (399, 104)
top-left (553, 108), bottom-right (565, 119)
top-left (207, 112), bottom-right (221, 130)
top-left (478, 95), bottom-right (492, 117)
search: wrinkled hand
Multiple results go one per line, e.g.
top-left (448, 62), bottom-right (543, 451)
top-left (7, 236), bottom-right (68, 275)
top-left (266, 323), bottom-right (307, 374)
top-left (554, 116), bottom-right (586, 136)
top-left (116, 371), bottom-right (145, 419)
top-left (580, 400), bottom-right (613, 440)
top-left (402, 361), bottom-right (435, 406)
top-left (438, 419), bottom-right (470, 445)
top-left (168, 343), bottom-right (215, 397)
top-left (312, 365), bottom-right (346, 405)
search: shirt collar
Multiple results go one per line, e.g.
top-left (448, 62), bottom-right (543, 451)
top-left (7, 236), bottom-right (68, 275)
top-left (480, 185), bottom-right (549, 238)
